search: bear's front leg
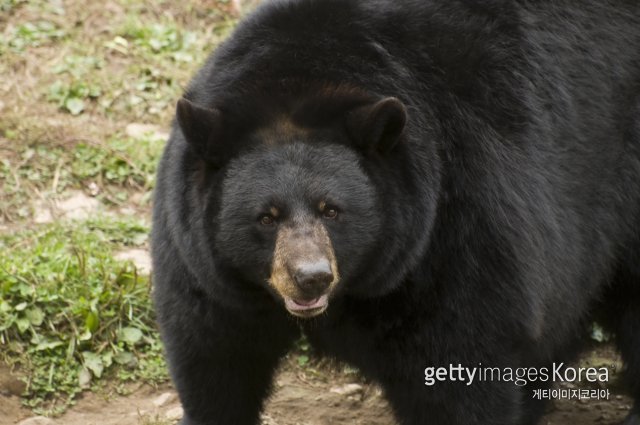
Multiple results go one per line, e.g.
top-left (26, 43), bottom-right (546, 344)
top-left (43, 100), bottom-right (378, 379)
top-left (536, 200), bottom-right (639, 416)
top-left (307, 296), bottom-right (533, 425)
top-left (371, 318), bottom-right (537, 425)
top-left (156, 284), bottom-right (300, 425)
top-left (384, 370), bottom-right (525, 425)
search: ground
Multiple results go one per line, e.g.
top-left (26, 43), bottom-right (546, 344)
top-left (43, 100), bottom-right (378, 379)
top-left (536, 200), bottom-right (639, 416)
top-left (2, 349), bottom-right (635, 425)
top-left (0, 1), bottom-right (635, 424)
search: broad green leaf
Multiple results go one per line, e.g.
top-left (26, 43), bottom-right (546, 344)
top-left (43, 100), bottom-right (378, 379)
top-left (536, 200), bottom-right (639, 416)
top-left (26, 307), bottom-right (45, 326)
top-left (65, 97), bottom-right (84, 115)
top-left (0, 300), bottom-right (11, 313)
top-left (78, 368), bottom-right (92, 389)
top-left (78, 330), bottom-right (92, 341)
top-left (34, 339), bottom-right (64, 351)
top-left (297, 355), bottom-right (309, 366)
top-left (117, 327), bottom-right (143, 345)
top-left (16, 317), bottom-right (30, 333)
top-left (85, 311), bottom-right (99, 332)
top-left (101, 351), bottom-right (113, 368)
top-left (114, 351), bottom-right (136, 367)
top-left (82, 351), bottom-right (104, 378)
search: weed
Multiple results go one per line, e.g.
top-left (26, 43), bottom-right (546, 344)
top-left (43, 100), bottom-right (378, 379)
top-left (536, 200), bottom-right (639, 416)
top-left (4, 21), bottom-right (66, 51)
top-left (120, 20), bottom-right (198, 62)
top-left (0, 122), bottom-right (164, 222)
top-left (0, 0), bottom-right (26, 14)
top-left (0, 0), bottom-right (238, 418)
top-left (0, 217), bottom-right (165, 414)
top-left (48, 80), bottom-right (102, 115)
top-left (72, 135), bottom-right (164, 192)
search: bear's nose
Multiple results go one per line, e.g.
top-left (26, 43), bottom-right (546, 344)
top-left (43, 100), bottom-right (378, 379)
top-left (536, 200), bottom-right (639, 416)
top-left (293, 261), bottom-right (333, 295)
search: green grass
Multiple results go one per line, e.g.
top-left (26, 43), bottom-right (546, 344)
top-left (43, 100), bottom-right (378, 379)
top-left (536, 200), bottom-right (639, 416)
top-left (0, 0), bottom-right (235, 221)
top-left (0, 127), bottom-right (164, 220)
top-left (0, 217), bottom-right (164, 414)
top-left (0, 0), bottom-right (238, 416)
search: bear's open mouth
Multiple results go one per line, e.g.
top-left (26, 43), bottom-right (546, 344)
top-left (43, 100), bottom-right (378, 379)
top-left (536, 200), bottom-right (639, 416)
top-left (284, 294), bottom-right (329, 317)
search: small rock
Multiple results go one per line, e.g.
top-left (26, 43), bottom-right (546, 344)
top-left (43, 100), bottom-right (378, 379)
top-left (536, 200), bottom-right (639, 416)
top-left (78, 368), bottom-right (92, 389)
top-left (125, 123), bottom-right (167, 141)
top-left (130, 191), bottom-right (145, 205)
top-left (165, 406), bottom-right (184, 421)
top-left (153, 391), bottom-right (177, 407)
top-left (260, 413), bottom-right (278, 425)
top-left (329, 383), bottom-right (363, 396)
top-left (56, 191), bottom-right (101, 220)
top-left (347, 394), bottom-right (363, 402)
top-left (118, 206), bottom-right (137, 216)
top-left (231, 0), bottom-right (261, 14)
top-left (17, 417), bottom-right (56, 425)
top-left (34, 208), bottom-right (53, 224)
top-left (114, 249), bottom-right (152, 274)
top-left (87, 182), bottom-right (100, 197)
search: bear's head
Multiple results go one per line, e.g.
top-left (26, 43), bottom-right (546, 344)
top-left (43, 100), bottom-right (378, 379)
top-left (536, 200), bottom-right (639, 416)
top-left (174, 88), bottom-right (421, 318)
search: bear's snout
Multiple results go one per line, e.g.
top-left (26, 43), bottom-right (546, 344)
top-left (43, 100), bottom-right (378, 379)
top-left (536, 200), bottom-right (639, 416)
top-left (293, 260), bottom-right (333, 296)
top-left (269, 221), bottom-right (340, 317)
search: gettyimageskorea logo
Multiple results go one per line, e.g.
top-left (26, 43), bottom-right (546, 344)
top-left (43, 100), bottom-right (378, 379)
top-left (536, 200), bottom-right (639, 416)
top-left (424, 363), bottom-right (613, 401)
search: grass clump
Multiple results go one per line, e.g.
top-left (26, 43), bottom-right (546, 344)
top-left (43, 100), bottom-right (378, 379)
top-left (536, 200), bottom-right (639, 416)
top-left (72, 135), bottom-right (164, 192)
top-left (119, 19), bottom-right (198, 60)
top-left (0, 217), bottom-right (166, 415)
top-left (0, 123), bottom-right (164, 221)
top-left (0, 0), bottom-right (240, 418)
top-left (3, 20), bottom-right (66, 52)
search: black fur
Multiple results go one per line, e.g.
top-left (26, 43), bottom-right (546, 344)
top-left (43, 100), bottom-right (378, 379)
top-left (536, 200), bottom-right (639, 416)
top-left (151, 1), bottom-right (640, 424)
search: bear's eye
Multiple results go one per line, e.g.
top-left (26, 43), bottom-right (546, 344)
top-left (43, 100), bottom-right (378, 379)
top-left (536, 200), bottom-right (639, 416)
top-left (259, 215), bottom-right (276, 226)
top-left (323, 207), bottom-right (338, 220)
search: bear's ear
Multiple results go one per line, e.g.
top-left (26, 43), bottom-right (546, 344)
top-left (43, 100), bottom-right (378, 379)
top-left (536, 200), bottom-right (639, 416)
top-left (176, 98), bottom-right (225, 165)
top-left (345, 97), bottom-right (407, 154)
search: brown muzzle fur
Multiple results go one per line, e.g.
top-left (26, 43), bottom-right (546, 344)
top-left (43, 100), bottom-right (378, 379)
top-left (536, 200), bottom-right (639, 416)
top-left (269, 220), bottom-right (339, 305)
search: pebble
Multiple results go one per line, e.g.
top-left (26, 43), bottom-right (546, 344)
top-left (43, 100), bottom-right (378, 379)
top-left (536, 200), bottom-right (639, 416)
top-left (165, 406), bottom-right (184, 421)
top-left (125, 123), bottom-right (167, 141)
top-left (114, 249), bottom-right (152, 274)
top-left (153, 391), bottom-right (177, 407)
top-left (34, 191), bottom-right (102, 224)
top-left (232, 0), bottom-right (261, 14)
top-left (17, 417), bottom-right (56, 425)
top-left (329, 383), bottom-right (363, 396)
top-left (260, 413), bottom-right (278, 425)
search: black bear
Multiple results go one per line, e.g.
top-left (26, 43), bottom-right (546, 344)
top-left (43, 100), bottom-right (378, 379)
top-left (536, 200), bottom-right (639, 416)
top-left (151, 1), bottom-right (640, 424)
